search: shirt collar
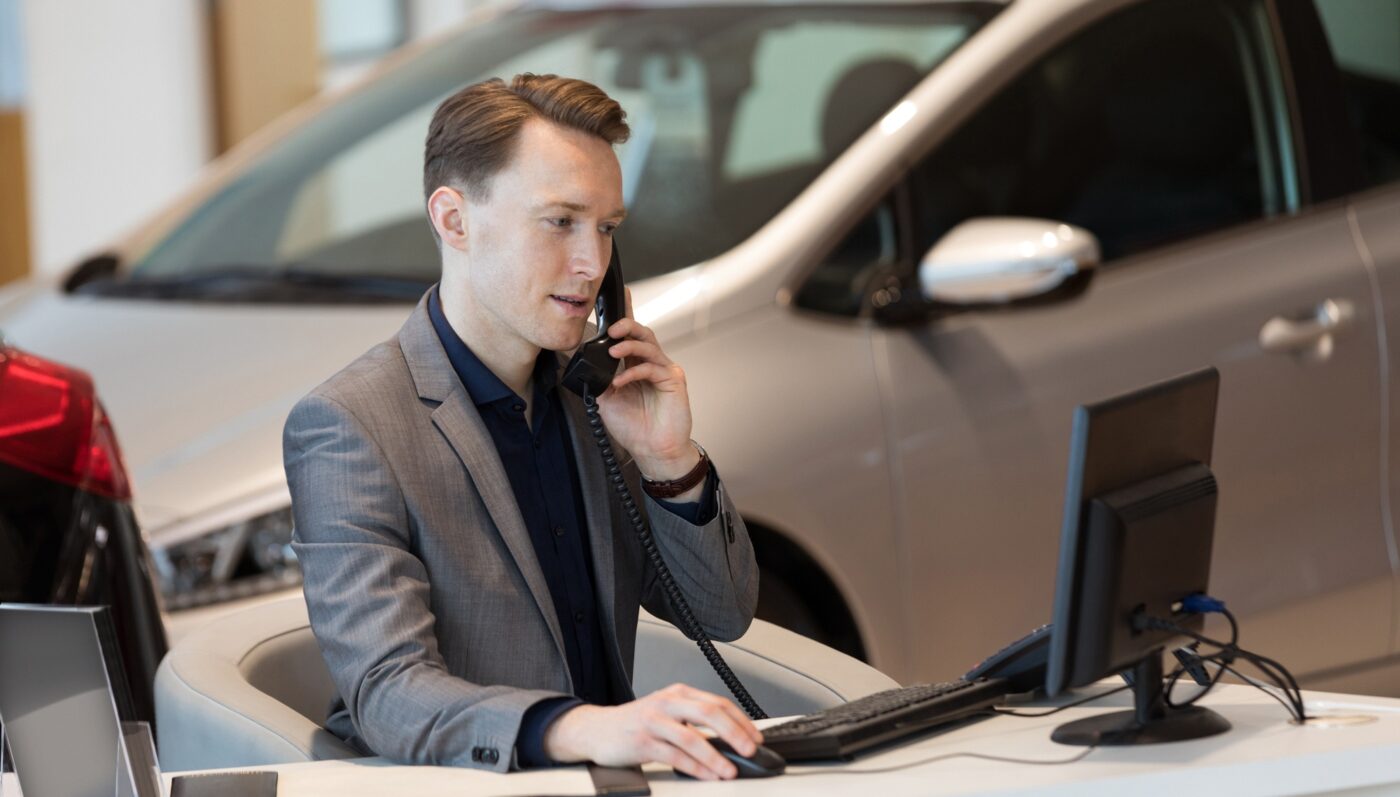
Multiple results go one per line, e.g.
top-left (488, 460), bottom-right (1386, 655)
top-left (428, 284), bottom-right (560, 407)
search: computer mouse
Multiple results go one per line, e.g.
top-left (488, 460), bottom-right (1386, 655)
top-left (690, 738), bottom-right (786, 779)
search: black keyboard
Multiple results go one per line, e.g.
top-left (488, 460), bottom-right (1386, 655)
top-left (761, 678), bottom-right (1010, 761)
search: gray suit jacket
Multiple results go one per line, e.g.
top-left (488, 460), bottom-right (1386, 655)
top-left (282, 293), bottom-right (758, 772)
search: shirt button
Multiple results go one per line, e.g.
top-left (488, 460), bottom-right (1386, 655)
top-left (553, 525), bottom-right (565, 538)
top-left (512, 403), bottom-right (524, 413)
top-left (574, 610), bottom-right (585, 623)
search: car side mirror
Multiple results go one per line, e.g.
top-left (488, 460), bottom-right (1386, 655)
top-left (63, 253), bottom-right (121, 293)
top-left (918, 218), bottom-right (1101, 305)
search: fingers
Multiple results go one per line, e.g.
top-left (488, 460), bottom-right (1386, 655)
top-left (661, 691), bottom-right (761, 755)
top-left (680, 685), bottom-right (764, 746)
top-left (689, 689), bottom-right (765, 746)
top-left (611, 362), bottom-right (683, 391)
top-left (636, 737), bottom-right (708, 779)
top-left (605, 320), bottom-right (682, 390)
top-left (607, 317), bottom-right (657, 345)
top-left (628, 685), bottom-right (767, 780)
top-left (607, 339), bottom-right (669, 367)
top-left (647, 714), bottom-right (735, 780)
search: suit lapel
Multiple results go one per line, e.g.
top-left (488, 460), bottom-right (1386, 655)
top-left (556, 357), bottom-right (630, 692)
top-left (398, 293), bottom-right (569, 676)
top-left (431, 394), bottom-right (569, 668)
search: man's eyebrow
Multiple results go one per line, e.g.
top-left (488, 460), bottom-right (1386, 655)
top-left (534, 200), bottom-right (628, 220)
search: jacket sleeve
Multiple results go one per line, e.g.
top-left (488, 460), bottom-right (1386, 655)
top-left (283, 392), bottom-right (567, 771)
top-left (623, 455), bottom-right (759, 643)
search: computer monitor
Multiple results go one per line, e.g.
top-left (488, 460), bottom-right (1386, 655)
top-left (1044, 367), bottom-right (1231, 746)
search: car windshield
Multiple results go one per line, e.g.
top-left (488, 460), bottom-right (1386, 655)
top-left (108, 3), bottom-right (993, 301)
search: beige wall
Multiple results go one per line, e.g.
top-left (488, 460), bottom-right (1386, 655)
top-left (15, 0), bottom-right (448, 280)
top-left (211, 0), bottom-right (320, 152)
top-left (0, 109), bottom-right (29, 285)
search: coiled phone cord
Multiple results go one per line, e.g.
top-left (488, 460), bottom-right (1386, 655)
top-left (582, 391), bottom-right (769, 720)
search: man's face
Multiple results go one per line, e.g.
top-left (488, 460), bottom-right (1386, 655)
top-left (457, 117), bottom-right (625, 357)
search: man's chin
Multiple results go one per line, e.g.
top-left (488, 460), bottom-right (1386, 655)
top-left (539, 325), bottom-right (588, 354)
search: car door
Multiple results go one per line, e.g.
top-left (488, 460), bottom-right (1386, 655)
top-left (1306, 0), bottom-right (1400, 689)
top-left (868, 0), bottom-right (1390, 683)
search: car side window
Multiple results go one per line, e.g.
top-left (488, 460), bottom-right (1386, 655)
top-left (793, 197), bottom-right (898, 316)
top-left (1315, 0), bottom-right (1400, 190)
top-left (907, 0), bottom-right (1290, 264)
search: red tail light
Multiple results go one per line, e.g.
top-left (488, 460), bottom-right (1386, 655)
top-left (0, 345), bottom-right (132, 499)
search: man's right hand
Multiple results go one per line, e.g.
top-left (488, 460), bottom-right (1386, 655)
top-left (542, 683), bottom-right (764, 780)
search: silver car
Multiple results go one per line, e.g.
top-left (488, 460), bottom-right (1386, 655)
top-left (2, 0), bottom-right (1398, 693)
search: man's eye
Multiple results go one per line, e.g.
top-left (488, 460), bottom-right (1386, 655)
top-left (600, 223), bottom-right (618, 236)
top-left (550, 217), bottom-right (573, 228)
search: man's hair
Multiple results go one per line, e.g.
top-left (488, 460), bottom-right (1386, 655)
top-left (423, 73), bottom-right (630, 209)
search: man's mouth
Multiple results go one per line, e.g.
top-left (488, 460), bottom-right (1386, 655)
top-left (551, 294), bottom-right (588, 307)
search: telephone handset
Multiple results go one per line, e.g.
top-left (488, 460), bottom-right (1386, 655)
top-left (560, 244), bottom-right (768, 720)
top-left (560, 245), bottom-right (628, 398)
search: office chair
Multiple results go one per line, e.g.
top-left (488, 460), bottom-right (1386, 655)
top-left (154, 594), bottom-right (899, 771)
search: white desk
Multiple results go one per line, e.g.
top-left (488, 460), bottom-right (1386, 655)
top-left (176, 684), bottom-right (1400, 796)
top-left (10, 683), bottom-right (1398, 797)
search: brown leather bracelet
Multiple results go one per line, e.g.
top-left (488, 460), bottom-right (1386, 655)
top-left (641, 442), bottom-right (709, 499)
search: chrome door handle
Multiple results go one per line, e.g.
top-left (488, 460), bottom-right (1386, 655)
top-left (1259, 298), bottom-right (1356, 356)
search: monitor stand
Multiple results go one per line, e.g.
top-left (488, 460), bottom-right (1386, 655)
top-left (1052, 652), bottom-right (1231, 746)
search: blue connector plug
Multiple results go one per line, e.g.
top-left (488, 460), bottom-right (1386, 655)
top-left (1181, 593), bottom-right (1227, 614)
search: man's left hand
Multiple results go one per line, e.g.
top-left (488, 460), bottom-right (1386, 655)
top-left (596, 290), bottom-right (699, 484)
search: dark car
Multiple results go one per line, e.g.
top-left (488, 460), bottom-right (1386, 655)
top-left (0, 342), bottom-right (167, 731)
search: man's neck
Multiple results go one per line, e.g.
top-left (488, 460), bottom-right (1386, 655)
top-left (438, 280), bottom-right (537, 401)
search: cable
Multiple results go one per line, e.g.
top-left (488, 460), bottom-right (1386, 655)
top-left (783, 745), bottom-right (1097, 776)
top-left (1159, 647), bottom-right (1226, 708)
top-left (1182, 595), bottom-right (1239, 647)
top-left (1191, 641), bottom-right (1305, 721)
top-left (582, 391), bottom-right (768, 720)
top-left (1221, 607), bottom-right (1240, 647)
top-left (992, 683), bottom-right (1133, 717)
top-left (991, 660), bottom-right (1216, 715)
top-left (1216, 662), bottom-right (1304, 720)
top-left (1225, 662), bottom-right (1300, 703)
top-left (1225, 653), bottom-right (1306, 722)
top-left (1164, 651), bottom-right (1225, 709)
top-left (1135, 610), bottom-right (1308, 723)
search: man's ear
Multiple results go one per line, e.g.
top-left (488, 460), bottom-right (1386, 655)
top-left (427, 186), bottom-right (470, 251)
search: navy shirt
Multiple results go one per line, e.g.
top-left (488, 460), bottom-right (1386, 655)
top-left (426, 286), bottom-right (716, 766)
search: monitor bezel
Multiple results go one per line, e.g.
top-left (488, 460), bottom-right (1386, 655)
top-left (1045, 367), bottom-right (1220, 697)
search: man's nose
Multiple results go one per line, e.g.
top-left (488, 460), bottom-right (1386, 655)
top-left (571, 236), bottom-right (610, 281)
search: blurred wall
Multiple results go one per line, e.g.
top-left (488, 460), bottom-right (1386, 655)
top-left (0, 0), bottom-right (28, 285)
top-left (12, 0), bottom-right (478, 284)
top-left (21, 0), bottom-right (214, 278)
top-left (212, 0), bottom-right (319, 151)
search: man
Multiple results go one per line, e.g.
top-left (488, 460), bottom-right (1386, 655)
top-left (282, 73), bottom-right (762, 781)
